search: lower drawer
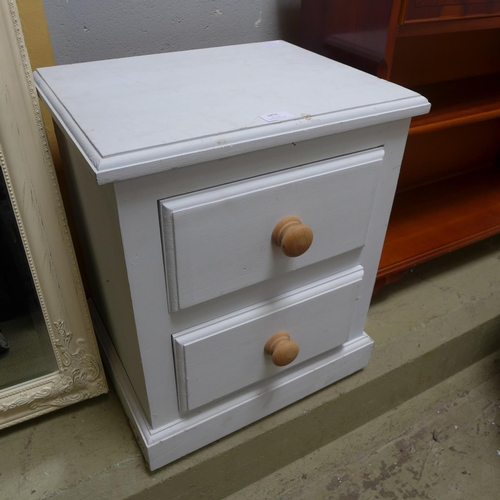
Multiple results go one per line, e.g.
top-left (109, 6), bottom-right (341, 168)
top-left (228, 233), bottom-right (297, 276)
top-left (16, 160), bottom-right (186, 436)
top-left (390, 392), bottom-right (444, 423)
top-left (172, 267), bottom-right (363, 411)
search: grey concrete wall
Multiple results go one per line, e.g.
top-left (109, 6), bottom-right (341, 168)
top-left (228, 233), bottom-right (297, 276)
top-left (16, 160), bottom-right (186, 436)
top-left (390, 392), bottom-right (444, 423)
top-left (43, 0), bottom-right (301, 65)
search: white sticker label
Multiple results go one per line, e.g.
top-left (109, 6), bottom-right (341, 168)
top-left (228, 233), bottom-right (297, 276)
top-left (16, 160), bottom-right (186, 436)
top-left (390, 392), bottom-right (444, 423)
top-left (259, 111), bottom-right (295, 123)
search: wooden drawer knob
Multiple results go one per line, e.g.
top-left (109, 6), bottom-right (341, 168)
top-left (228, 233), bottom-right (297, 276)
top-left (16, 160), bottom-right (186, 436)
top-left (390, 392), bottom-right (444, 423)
top-left (264, 331), bottom-right (300, 367)
top-left (272, 216), bottom-right (313, 257)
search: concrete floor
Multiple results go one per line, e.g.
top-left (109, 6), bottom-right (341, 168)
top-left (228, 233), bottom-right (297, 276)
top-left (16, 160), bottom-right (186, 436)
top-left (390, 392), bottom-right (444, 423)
top-left (2, 235), bottom-right (500, 499)
top-left (226, 352), bottom-right (500, 500)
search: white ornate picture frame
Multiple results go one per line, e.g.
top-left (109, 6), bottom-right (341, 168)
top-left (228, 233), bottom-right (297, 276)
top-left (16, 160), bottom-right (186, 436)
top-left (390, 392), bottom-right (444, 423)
top-left (0, 0), bottom-right (107, 429)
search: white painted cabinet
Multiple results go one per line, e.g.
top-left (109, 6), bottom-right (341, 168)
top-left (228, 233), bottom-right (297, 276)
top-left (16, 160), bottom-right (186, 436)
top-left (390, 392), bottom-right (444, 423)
top-left (34, 41), bottom-right (429, 470)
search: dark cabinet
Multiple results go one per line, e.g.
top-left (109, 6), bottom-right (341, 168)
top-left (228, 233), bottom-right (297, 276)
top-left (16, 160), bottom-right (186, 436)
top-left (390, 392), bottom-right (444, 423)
top-left (302, 0), bottom-right (500, 288)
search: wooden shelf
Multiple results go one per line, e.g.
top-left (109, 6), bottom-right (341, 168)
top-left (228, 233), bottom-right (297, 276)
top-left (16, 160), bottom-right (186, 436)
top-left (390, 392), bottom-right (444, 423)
top-left (390, 29), bottom-right (500, 88)
top-left (378, 167), bottom-right (500, 277)
top-left (397, 15), bottom-right (500, 37)
top-left (409, 74), bottom-right (500, 135)
top-left (303, 0), bottom-right (500, 290)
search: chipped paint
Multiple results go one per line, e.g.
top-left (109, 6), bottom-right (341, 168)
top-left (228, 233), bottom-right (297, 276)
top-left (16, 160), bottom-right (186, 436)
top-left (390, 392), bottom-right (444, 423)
top-left (255, 11), bottom-right (262, 27)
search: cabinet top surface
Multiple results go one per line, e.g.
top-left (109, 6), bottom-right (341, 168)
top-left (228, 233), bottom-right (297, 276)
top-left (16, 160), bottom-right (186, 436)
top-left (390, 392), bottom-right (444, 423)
top-left (34, 41), bottom-right (429, 183)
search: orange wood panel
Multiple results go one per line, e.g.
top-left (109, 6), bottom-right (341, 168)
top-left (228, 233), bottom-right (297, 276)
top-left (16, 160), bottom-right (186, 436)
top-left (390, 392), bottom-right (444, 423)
top-left (301, 0), bottom-right (397, 76)
top-left (409, 74), bottom-right (500, 134)
top-left (403, 0), bottom-right (500, 23)
top-left (379, 168), bottom-right (500, 276)
top-left (391, 29), bottom-right (500, 86)
top-left (398, 14), bottom-right (500, 35)
top-left (398, 119), bottom-right (500, 190)
top-left (301, 0), bottom-right (500, 287)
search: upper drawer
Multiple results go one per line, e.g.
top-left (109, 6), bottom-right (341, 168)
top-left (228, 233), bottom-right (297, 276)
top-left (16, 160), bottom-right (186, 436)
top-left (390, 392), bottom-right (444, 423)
top-left (160, 148), bottom-right (383, 311)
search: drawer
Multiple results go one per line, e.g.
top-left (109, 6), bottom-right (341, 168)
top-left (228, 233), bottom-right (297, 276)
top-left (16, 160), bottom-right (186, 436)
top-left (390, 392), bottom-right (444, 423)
top-left (172, 267), bottom-right (363, 411)
top-left (160, 148), bottom-right (383, 311)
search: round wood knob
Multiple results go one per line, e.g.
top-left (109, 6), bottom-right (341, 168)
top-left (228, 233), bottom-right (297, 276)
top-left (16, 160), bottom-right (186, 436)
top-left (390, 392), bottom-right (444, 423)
top-left (272, 216), bottom-right (313, 257)
top-left (264, 331), bottom-right (300, 367)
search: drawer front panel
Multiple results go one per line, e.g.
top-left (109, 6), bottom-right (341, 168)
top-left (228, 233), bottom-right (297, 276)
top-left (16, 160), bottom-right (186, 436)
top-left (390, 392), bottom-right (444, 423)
top-left (173, 267), bottom-right (363, 411)
top-left (160, 148), bottom-right (383, 311)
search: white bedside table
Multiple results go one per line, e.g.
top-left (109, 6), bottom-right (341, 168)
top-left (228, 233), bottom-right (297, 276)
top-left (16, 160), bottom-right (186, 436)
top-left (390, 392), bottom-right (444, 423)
top-left (34, 41), bottom-right (429, 470)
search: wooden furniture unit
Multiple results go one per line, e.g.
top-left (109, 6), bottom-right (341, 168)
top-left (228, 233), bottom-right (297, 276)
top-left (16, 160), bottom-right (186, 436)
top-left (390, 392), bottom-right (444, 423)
top-left (302, 0), bottom-right (500, 287)
top-left (34, 41), bottom-right (428, 469)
